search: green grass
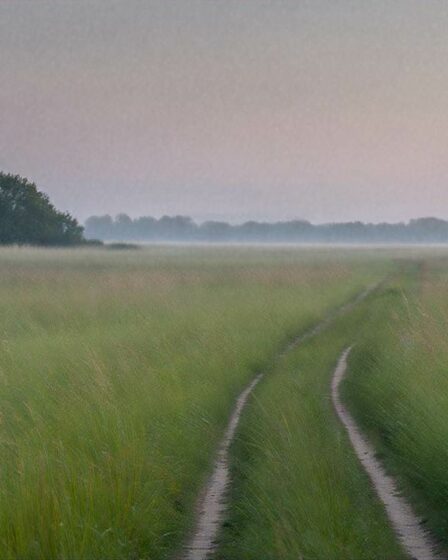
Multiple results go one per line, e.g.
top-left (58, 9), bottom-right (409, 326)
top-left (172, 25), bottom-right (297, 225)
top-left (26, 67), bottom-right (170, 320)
top-left (344, 259), bottom-right (448, 553)
top-left (217, 285), bottom-right (406, 560)
top-left (0, 246), bottom-right (391, 559)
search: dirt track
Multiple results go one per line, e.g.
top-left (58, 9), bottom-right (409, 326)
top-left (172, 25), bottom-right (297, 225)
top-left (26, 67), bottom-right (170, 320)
top-left (182, 285), bottom-right (378, 560)
top-left (332, 348), bottom-right (445, 560)
top-left (183, 373), bottom-right (263, 560)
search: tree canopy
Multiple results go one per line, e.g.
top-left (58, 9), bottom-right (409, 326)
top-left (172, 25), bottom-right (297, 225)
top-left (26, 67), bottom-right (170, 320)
top-left (0, 173), bottom-right (84, 245)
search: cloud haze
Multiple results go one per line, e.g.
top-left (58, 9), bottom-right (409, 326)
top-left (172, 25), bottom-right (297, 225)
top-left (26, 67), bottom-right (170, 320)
top-left (1, 1), bottom-right (448, 223)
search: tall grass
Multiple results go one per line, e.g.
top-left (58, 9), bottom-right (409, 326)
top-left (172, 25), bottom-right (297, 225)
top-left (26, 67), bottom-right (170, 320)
top-left (344, 259), bottom-right (448, 552)
top-left (217, 287), bottom-right (406, 560)
top-left (0, 246), bottom-right (389, 559)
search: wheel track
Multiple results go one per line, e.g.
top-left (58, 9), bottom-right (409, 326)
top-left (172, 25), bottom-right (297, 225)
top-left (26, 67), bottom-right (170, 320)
top-left (182, 283), bottom-right (378, 560)
top-left (332, 348), bottom-right (445, 560)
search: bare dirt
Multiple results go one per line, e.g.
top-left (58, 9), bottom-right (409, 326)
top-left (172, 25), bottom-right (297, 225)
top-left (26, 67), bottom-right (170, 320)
top-left (183, 373), bottom-right (263, 560)
top-left (332, 348), bottom-right (445, 560)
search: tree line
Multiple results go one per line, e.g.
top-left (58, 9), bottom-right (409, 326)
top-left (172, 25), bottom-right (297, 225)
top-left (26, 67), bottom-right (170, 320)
top-left (3, 171), bottom-right (448, 246)
top-left (85, 214), bottom-right (448, 244)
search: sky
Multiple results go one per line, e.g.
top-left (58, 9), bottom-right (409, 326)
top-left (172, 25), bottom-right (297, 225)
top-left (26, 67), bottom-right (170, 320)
top-left (1, 1), bottom-right (448, 224)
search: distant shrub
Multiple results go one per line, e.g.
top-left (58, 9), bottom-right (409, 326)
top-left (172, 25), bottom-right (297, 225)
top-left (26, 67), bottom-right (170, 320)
top-left (106, 242), bottom-right (140, 250)
top-left (82, 238), bottom-right (104, 247)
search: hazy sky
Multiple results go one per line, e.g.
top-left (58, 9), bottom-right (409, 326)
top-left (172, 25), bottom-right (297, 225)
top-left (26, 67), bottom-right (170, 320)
top-left (1, 1), bottom-right (448, 224)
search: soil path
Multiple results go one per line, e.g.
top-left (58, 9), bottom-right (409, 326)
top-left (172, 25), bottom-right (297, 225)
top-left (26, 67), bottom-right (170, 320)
top-left (182, 285), bottom-right (377, 560)
top-left (332, 348), bottom-right (445, 560)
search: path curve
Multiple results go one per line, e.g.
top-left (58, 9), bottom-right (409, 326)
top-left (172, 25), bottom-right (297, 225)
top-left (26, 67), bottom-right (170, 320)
top-left (332, 348), bottom-right (445, 560)
top-left (182, 285), bottom-right (378, 560)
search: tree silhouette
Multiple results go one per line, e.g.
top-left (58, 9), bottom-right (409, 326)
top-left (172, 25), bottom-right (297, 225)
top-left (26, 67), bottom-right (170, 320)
top-left (0, 173), bottom-right (84, 245)
top-left (84, 213), bottom-right (448, 244)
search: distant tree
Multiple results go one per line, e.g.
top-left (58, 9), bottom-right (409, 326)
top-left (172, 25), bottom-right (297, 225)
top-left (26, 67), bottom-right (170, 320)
top-left (134, 216), bottom-right (157, 240)
top-left (200, 221), bottom-right (232, 241)
top-left (408, 217), bottom-right (448, 242)
top-left (273, 220), bottom-right (312, 241)
top-left (85, 215), bottom-right (114, 240)
top-left (157, 215), bottom-right (197, 239)
top-left (0, 173), bottom-right (84, 245)
top-left (113, 213), bottom-right (134, 240)
top-left (84, 212), bottom-right (448, 244)
top-left (115, 213), bottom-right (133, 227)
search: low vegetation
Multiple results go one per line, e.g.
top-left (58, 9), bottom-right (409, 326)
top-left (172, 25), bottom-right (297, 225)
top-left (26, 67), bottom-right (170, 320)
top-left (3, 246), bottom-right (448, 559)
top-left (217, 283), bottom-right (406, 560)
top-left (344, 258), bottom-right (448, 552)
top-left (218, 258), bottom-right (448, 559)
top-left (0, 246), bottom-right (388, 559)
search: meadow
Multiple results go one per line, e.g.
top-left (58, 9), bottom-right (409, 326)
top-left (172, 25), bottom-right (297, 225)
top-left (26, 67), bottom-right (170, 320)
top-left (0, 246), bottom-right (389, 560)
top-left (217, 292), bottom-right (406, 560)
top-left (1, 245), bottom-right (447, 560)
top-left (345, 257), bottom-right (448, 552)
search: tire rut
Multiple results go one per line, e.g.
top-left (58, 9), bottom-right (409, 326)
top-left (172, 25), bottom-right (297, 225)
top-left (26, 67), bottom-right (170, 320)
top-left (332, 348), bottom-right (446, 560)
top-left (181, 284), bottom-right (378, 560)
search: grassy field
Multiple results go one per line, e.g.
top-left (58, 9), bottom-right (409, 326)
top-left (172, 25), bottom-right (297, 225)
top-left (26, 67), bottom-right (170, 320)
top-left (217, 256), bottom-right (448, 559)
top-left (216, 281), bottom-right (408, 560)
top-left (344, 257), bottom-right (448, 553)
top-left (0, 246), bottom-right (391, 560)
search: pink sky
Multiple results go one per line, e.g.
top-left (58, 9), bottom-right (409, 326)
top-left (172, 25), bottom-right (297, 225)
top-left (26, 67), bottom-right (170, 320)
top-left (1, 1), bottom-right (448, 223)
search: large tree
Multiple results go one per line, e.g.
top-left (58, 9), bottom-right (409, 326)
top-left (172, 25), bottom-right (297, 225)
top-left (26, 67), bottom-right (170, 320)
top-left (0, 173), bottom-right (84, 245)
